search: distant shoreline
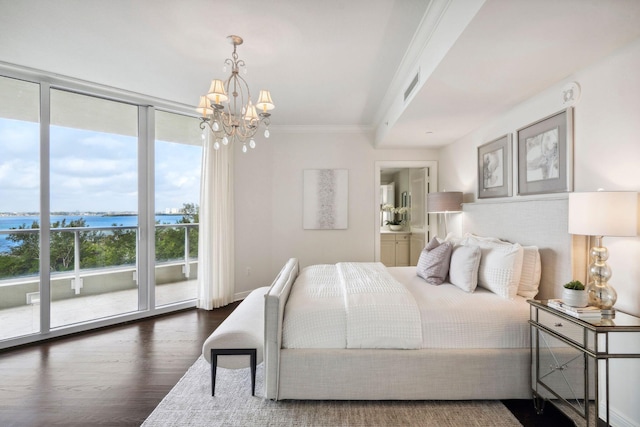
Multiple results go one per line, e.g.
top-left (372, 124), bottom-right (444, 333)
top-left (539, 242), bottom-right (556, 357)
top-left (0, 212), bottom-right (182, 217)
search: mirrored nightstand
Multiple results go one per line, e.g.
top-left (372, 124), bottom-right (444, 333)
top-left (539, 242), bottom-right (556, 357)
top-left (528, 300), bottom-right (640, 426)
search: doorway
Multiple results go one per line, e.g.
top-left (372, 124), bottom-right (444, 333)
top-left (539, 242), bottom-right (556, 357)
top-left (374, 161), bottom-right (438, 264)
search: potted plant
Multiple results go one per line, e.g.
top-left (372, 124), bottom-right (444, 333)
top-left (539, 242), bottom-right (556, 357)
top-left (562, 280), bottom-right (588, 307)
top-left (382, 204), bottom-right (408, 231)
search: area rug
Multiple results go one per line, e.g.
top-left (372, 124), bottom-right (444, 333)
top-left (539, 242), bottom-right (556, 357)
top-left (142, 356), bottom-right (522, 426)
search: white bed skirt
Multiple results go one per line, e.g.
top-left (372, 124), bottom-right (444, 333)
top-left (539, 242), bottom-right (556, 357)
top-left (275, 347), bottom-right (531, 400)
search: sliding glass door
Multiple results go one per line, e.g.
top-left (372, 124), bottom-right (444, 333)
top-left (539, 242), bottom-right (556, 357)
top-left (0, 76), bottom-right (41, 340)
top-left (49, 89), bottom-right (139, 327)
top-left (154, 111), bottom-right (202, 307)
top-left (0, 68), bottom-right (202, 348)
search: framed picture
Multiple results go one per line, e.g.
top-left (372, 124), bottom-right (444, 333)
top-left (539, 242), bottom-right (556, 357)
top-left (477, 134), bottom-right (512, 199)
top-left (303, 169), bottom-right (348, 229)
top-left (517, 108), bottom-right (573, 196)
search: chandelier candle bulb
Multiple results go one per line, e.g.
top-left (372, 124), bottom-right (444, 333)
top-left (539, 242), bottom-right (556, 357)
top-left (256, 90), bottom-right (275, 113)
top-left (196, 96), bottom-right (213, 117)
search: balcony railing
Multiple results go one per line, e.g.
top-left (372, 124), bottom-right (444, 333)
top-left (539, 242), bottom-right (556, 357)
top-left (0, 223), bottom-right (199, 308)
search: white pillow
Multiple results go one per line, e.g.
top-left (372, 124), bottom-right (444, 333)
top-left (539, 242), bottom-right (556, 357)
top-left (518, 246), bottom-right (541, 298)
top-left (463, 234), bottom-right (524, 299)
top-left (448, 245), bottom-right (481, 293)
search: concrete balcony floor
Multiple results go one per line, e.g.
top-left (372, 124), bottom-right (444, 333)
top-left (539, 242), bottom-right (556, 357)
top-left (0, 279), bottom-right (197, 341)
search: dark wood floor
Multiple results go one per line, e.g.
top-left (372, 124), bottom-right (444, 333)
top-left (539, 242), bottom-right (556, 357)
top-left (0, 303), bottom-right (573, 427)
top-left (0, 303), bottom-right (239, 427)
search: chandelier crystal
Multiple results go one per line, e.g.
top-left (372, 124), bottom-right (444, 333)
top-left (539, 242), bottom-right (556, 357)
top-left (197, 35), bottom-right (274, 153)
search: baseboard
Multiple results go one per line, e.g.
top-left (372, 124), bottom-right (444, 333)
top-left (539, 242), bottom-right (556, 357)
top-left (601, 401), bottom-right (639, 427)
top-left (234, 290), bottom-right (252, 301)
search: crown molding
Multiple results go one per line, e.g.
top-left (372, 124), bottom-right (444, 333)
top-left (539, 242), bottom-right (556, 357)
top-left (269, 124), bottom-right (374, 135)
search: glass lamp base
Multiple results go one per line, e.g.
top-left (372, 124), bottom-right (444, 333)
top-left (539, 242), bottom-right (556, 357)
top-left (586, 282), bottom-right (617, 313)
top-left (586, 236), bottom-right (617, 314)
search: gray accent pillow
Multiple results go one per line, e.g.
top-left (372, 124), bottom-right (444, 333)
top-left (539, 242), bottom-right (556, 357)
top-left (416, 237), bottom-right (453, 285)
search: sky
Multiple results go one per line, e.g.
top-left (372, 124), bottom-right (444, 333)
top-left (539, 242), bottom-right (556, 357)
top-left (0, 118), bottom-right (201, 213)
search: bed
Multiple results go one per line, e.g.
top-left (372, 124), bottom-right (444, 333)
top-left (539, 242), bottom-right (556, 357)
top-left (264, 198), bottom-right (573, 401)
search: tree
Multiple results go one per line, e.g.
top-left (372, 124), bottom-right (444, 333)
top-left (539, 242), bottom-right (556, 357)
top-left (0, 203), bottom-right (200, 280)
top-left (0, 221), bottom-right (40, 278)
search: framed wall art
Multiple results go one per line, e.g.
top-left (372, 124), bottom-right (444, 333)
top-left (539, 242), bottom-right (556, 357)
top-left (303, 169), bottom-right (348, 229)
top-left (477, 134), bottom-right (512, 199)
top-left (517, 108), bottom-right (573, 196)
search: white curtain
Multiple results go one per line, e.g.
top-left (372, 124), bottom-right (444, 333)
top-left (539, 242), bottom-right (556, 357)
top-left (196, 131), bottom-right (235, 309)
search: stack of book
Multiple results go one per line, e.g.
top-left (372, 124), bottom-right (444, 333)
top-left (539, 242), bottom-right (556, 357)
top-left (547, 299), bottom-right (602, 319)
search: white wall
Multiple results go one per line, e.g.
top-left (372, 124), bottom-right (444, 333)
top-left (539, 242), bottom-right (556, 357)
top-left (439, 37), bottom-right (640, 316)
top-left (233, 130), bottom-right (437, 296)
top-left (439, 37), bottom-right (640, 426)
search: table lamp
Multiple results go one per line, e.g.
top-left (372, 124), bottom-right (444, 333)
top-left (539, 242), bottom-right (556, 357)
top-left (427, 191), bottom-right (463, 237)
top-left (568, 191), bottom-right (638, 313)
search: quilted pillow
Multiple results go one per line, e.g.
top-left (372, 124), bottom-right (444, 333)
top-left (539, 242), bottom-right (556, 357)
top-left (448, 244), bottom-right (481, 292)
top-left (416, 237), bottom-right (453, 285)
top-left (463, 234), bottom-right (524, 299)
top-left (518, 246), bottom-right (541, 298)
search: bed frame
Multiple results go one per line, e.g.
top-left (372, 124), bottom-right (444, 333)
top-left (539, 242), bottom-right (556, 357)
top-left (264, 198), bottom-right (572, 400)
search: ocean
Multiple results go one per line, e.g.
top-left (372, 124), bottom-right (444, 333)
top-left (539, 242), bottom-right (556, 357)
top-left (0, 214), bottom-right (186, 252)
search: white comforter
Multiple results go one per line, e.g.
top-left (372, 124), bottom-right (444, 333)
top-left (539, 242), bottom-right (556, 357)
top-left (282, 264), bottom-right (531, 350)
top-left (282, 262), bottom-right (422, 349)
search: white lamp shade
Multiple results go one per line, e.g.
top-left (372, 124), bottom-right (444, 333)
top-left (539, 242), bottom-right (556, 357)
top-left (195, 96), bottom-right (213, 115)
top-left (243, 102), bottom-right (258, 122)
top-left (568, 191), bottom-right (638, 237)
top-left (206, 79), bottom-right (229, 104)
top-left (427, 192), bottom-right (463, 213)
top-left (256, 90), bottom-right (274, 112)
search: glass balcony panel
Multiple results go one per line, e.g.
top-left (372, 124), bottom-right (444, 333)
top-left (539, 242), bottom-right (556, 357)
top-left (0, 225), bottom-right (197, 339)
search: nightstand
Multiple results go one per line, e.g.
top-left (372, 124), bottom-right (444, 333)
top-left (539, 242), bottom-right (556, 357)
top-left (528, 300), bottom-right (640, 427)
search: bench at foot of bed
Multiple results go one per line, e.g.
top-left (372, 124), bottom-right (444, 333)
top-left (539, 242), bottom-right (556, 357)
top-left (202, 286), bottom-right (268, 396)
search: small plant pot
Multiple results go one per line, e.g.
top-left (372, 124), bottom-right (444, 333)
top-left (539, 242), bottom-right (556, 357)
top-left (562, 288), bottom-right (588, 307)
top-left (389, 225), bottom-right (403, 231)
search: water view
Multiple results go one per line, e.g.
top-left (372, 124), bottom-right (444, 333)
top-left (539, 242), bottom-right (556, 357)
top-left (0, 214), bottom-right (185, 252)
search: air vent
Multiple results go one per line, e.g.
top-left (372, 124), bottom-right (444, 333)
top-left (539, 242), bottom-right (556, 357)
top-left (403, 71), bottom-right (420, 102)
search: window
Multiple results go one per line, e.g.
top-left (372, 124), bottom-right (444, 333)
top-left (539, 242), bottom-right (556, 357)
top-left (154, 111), bottom-right (202, 307)
top-left (49, 89), bottom-right (139, 327)
top-left (0, 68), bottom-right (201, 348)
top-left (0, 76), bottom-right (41, 340)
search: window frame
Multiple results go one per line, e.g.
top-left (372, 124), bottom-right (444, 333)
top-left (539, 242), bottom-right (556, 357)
top-left (0, 63), bottom-right (200, 350)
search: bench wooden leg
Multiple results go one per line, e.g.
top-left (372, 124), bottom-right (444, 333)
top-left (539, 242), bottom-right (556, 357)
top-left (210, 348), bottom-right (257, 396)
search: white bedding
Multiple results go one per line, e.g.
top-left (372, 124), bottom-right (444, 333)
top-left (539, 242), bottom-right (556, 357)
top-left (282, 262), bottom-right (422, 349)
top-left (388, 266), bottom-right (531, 349)
top-left (282, 263), bottom-right (530, 350)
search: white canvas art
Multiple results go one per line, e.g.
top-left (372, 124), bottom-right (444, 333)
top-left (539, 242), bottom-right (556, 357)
top-left (303, 169), bottom-right (348, 230)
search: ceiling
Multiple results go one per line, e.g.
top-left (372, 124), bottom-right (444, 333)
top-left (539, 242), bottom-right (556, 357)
top-left (1, 0), bottom-right (640, 149)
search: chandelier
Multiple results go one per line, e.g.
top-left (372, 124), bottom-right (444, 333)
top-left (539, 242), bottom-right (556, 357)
top-left (196, 35), bottom-right (274, 153)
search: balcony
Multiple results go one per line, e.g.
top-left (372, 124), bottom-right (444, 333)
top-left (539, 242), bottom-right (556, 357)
top-left (0, 223), bottom-right (198, 342)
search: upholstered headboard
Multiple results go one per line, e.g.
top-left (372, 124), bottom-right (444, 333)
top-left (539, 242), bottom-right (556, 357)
top-left (462, 197), bottom-right (571, 300)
